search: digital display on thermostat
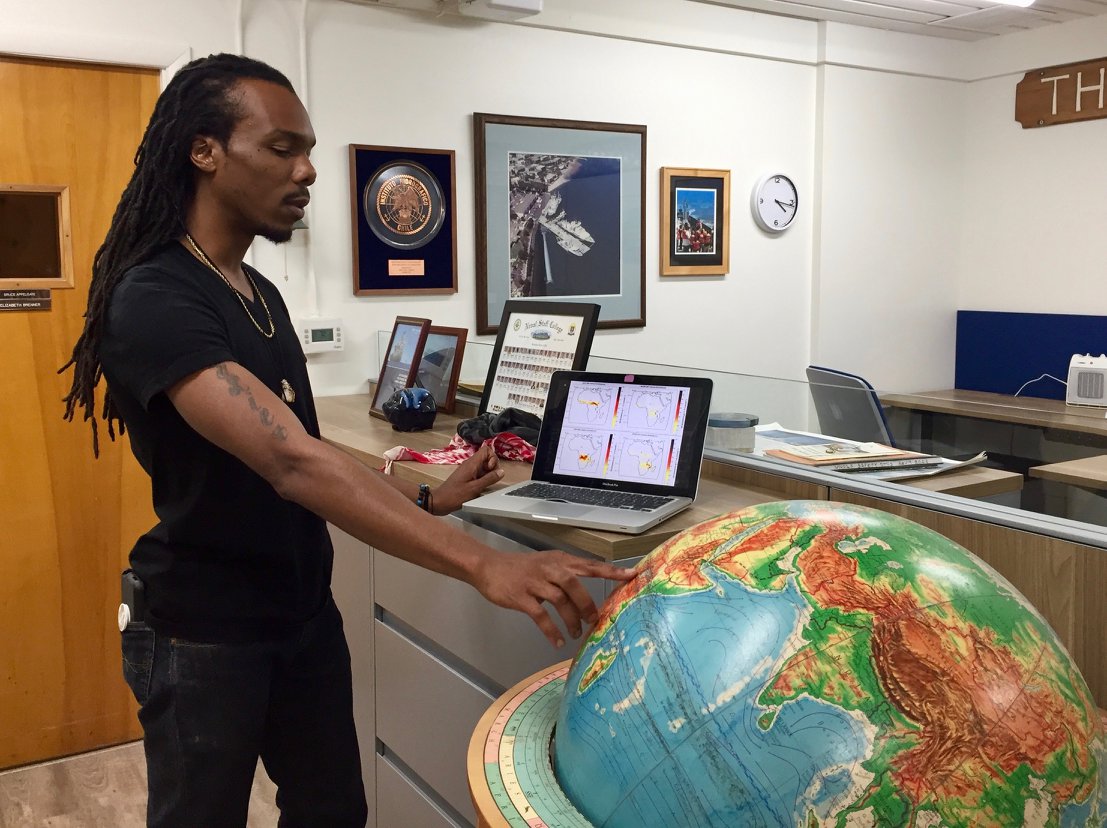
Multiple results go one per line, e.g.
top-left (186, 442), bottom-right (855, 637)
top-left (311, 329), bottom-right (335, 343)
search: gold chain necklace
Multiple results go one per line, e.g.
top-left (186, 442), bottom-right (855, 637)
top-left (183, 233), bottom-right (296, 404)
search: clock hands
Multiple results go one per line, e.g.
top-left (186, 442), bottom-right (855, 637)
top-left (774, 199), bottom-right (796, 212)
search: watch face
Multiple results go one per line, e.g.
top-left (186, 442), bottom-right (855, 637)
top-left (752, 174), bottom-right (798, 233)
top-left (362, 161), bottom-right (446, 250)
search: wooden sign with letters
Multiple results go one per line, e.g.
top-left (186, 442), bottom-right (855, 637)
top-left (1016, 56), bottom-right (1107, 129)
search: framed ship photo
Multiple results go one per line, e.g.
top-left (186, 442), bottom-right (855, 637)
top-left (370, 316), bottom-right (431, 419)
top-left (660, 167), bottom-right (730, 277)
top-left (415, 325), bottom-right (467, 414)
top-left (473, 113), bottom-right (646, 335)
top-left (349, 145), bottom-right (458, 296)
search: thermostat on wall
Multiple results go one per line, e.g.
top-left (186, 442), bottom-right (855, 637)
top-left (297, 317), bottom-right (344, 353)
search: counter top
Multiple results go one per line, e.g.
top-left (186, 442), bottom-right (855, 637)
top-left (315, 394), bottom-right (808, 561)
top-left (316, 394), bottom-right (1021, 561)
top-left (1030, 455), bottom-right (1107, 491)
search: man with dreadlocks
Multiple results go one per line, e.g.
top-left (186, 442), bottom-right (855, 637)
top-left (60, 53), bottom-right (631, 827)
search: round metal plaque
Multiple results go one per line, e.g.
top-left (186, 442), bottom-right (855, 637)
top-left (362, 161), bottom-right (445, 250)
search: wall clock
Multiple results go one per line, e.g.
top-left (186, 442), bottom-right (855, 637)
top-left (751, 173), bottom-right (798, 233)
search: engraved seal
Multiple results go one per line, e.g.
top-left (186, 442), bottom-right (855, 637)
top-left (362, 161), bottom-right (446, 250)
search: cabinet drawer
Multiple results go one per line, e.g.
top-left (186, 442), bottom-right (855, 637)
top-left (373, 519), bottom-right (609, 689)
top-left (376, 753), bottom-right (465, 828)
top-left (375, 620), bottom-right (494, 823)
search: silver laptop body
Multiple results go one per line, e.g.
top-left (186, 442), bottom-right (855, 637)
top-left (462, 371), bottom-right (713, 534)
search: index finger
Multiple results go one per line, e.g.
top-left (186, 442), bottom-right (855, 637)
top-left (574, 560), bottom-right (637, 582)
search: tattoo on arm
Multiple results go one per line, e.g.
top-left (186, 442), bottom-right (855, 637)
top-left (215, 364), bottom-right (288, 440)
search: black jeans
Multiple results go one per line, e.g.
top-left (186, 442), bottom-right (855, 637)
top-left (121, 598), bottom-right (368, 828)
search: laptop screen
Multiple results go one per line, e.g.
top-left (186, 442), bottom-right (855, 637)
top-left (534, 372), bottom-right (713, 495)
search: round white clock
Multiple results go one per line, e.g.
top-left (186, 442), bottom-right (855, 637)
top-left (751, 174), bottom-right (798, 233)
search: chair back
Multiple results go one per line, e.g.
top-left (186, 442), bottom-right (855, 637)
top-left (805, 365), bottom-right (895, 447)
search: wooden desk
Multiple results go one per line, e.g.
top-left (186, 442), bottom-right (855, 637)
top-left (1030, 455), bottom-right (1107, 490)
top-left (881, 389), bottom-right (1107, 438)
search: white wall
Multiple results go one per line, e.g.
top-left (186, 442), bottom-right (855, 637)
top-left (811, 63), bottom-right (964, 393)
top-left (958, 16), bottom-right (1107, 317)
top-left (3, 0), bottom-right (1104, 399)
top-left (304, 4), bottom-right (817, 393)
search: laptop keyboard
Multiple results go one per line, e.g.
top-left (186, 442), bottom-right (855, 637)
top-left (509, 482), bottom-right (676, 512)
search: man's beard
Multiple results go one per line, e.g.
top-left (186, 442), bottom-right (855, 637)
top-left (259, 224), bottom-right (294, 244)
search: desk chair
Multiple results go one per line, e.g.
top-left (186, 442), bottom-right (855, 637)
top-left (806, 365), bottom-right (896, 446)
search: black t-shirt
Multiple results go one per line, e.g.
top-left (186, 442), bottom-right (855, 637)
top-left (100, 242), bottom-right (333, 642)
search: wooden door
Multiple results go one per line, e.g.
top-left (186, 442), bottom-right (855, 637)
top-left (0, 56), bottom-right (159, 769)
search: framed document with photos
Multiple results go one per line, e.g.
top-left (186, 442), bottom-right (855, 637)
top-left (479, 300), bottom-right (599, 418)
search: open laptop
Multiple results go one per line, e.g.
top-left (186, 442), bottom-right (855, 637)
top-left (462, 371), bottom-right (713, 534)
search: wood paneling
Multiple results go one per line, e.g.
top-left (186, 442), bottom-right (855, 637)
top-left (0, 56), bottom-right (158, 768)
top-left (831, 488), bottom-right (1106, 708)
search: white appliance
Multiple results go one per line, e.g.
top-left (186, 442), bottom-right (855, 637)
top-left (297, 317), bottom-right (344, 354)
top-left (1065, 353), bottom-right (1107, 407)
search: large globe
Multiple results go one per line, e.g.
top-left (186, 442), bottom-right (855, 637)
top-left (553, 500), bottom-right (1106, 827)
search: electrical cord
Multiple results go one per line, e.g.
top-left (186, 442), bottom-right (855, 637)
top-left (1013, 373), bottom-right (1067, 397)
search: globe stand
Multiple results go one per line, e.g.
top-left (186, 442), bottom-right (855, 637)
top-left (467, 660), bottom-right (595, 828)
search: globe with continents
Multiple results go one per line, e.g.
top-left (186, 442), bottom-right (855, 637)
top-left (553, 500), bottom-right (1106, 827)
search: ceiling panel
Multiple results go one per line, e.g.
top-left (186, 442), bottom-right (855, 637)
top-left (691, 0), bottom-right (1107, 39)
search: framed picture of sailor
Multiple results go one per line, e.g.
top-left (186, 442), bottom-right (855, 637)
top-left (349, 144), bottom-right (457, 296)
top-left (473, 113), bottom-right (646, 336)
top-left (659, 167), bottom-right (730, 277)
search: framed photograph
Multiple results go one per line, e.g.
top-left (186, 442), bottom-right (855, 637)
top-left (370, 316), bottom-right (431, 419)
top-left (474, 113), bottom-right (646, 336)
top-left (659, 167), bottom-right (730, 277)
top-left (415, 326), bottom-right (468, 414)
top-left (479, 300), bottom-right (600, 418)
top-left (349, 144), bottom-right (457, 296)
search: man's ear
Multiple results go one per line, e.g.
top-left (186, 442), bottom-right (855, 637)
top-left (189, 135), bottom-right (221, 173)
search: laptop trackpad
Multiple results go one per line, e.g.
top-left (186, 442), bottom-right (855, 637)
top-left (530, 501), bottom-right (608, 520)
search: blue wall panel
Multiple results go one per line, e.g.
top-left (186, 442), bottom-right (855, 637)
top-left (955, 311), bottom-right (1107, 400)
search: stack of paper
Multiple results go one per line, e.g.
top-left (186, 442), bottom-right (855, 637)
top-left (763, 441), bottom-right (941, 471)
top-left (752, 425), bottom-right (986, 477)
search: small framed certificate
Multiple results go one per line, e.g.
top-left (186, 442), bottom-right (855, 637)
top-left (349, 145), bottom-right (457, 296)
top-left (479, 300), bottom-right (599, 418)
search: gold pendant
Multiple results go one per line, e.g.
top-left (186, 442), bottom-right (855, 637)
top-left (281, 379), bottom-right (296, 404)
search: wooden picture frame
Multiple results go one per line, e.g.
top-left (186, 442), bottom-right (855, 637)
top-left (349, 145), bottom-right (457, 296)
top-left (0, 184), bottom-right (74, 289)
top-left (659, 167), bottom-right (730, 277)
top-left (473, 113), bottom-right (646, 335)
top-left (479, 300), bottom-right (600, 418)
top-left (415, 325), bottom-right (468, 414)
top-left (370, 316), bottom-right (431, 419)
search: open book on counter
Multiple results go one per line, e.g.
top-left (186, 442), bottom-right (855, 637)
top-left (753, 424), bottom-right (987, 480)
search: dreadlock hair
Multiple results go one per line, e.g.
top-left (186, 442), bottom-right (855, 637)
top-left (60, 53), bottom-right (295, 456)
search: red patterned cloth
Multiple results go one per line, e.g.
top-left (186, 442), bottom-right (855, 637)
top-left (381, 432), bottom-right (536, 474)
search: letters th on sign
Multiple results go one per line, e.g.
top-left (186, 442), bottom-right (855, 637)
top-left (1015, 56), bottom-right (1107, 129)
